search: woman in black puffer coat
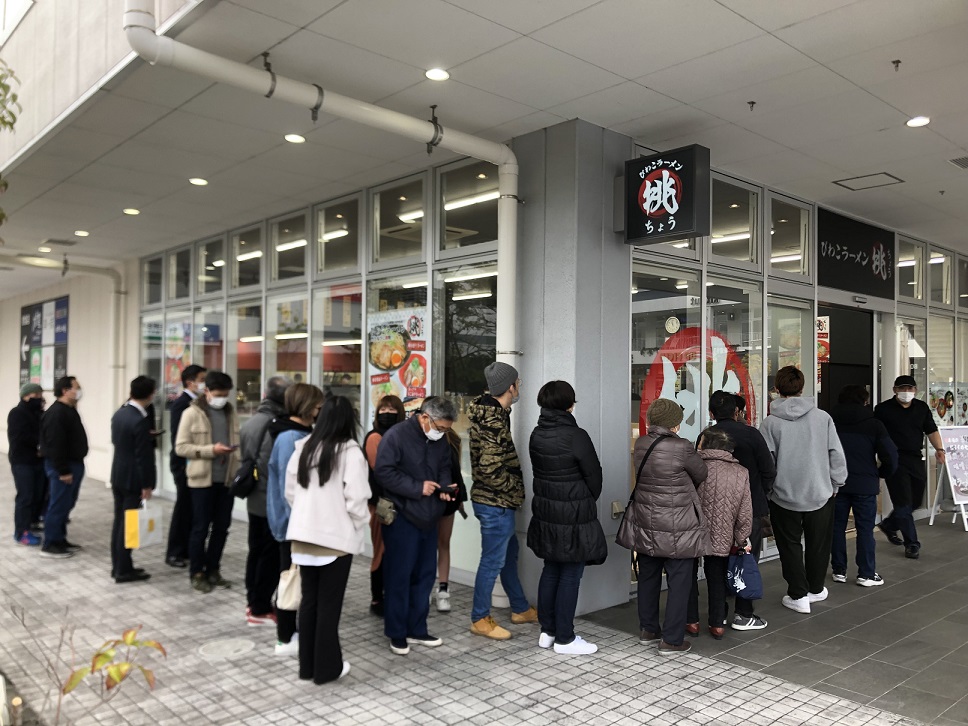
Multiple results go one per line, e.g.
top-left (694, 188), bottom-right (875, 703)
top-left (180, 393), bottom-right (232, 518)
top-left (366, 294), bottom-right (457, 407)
top-left (527, 380), bottom-right (607, 655)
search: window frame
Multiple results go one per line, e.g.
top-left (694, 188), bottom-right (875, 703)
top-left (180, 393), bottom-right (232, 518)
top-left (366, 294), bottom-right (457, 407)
top-left (268, 206), bottom-right (311, 288)
top-left (766, 191), bottom-right (814, 284)
top-left (195, 234), bottom-right (227, 300)
top-left (706, 172), bottom-right (762, 274)
top-left (229, 221), bottom-right (267, 294)
top-left (435, 158), bottom-right (500, 263)
top-left (368, 172), bottom-right (430, 274)
top-left (314, 192), bottom-right (363, 281)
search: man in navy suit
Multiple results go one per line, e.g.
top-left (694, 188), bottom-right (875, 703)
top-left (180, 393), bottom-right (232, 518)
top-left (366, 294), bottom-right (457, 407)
top-left (110, 376), bottom-right (158, 583)
top-left (165, 364), bottom-right (206, 567)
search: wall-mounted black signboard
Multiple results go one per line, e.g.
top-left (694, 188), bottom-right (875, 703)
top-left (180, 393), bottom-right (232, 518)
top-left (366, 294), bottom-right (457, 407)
top-left (817, 208), bottom-right (894, 299)
top-left (19, 296), bottom-right (69, 389)
top-left (625, 144), bottom-right (711, 245)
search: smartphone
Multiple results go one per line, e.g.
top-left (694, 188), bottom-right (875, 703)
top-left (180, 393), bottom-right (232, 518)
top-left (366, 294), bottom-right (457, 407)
top-left (227, 444), bottom-right (240, 450)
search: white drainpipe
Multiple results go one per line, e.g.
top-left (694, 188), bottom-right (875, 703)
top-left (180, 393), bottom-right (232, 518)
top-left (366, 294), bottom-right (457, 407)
top-left (122, 0), bottom-right (520, 367)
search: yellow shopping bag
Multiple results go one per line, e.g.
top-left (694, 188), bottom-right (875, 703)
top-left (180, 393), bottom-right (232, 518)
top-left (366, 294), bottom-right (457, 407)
top-left (124, 502), bottom-right (164, 549)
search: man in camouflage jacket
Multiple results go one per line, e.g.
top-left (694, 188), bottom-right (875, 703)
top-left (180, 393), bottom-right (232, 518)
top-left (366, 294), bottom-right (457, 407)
top-left (468, 362), bottom-right (537, 641)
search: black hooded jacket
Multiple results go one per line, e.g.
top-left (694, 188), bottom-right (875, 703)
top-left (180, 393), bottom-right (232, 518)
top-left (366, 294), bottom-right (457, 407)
top-left (527, 408), bottom-right (607, 565)
top-left (831, 403), bottom-right (899, 496)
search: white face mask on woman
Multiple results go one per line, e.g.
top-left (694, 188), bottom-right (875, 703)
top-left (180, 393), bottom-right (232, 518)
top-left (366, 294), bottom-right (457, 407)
top-left (208, 396), bottom-right (229, 410)
top-left (897, 391), bottom-right (916, 404)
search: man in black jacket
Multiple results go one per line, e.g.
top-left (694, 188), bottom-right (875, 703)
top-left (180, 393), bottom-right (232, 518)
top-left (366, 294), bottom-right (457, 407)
top-left (165, 364), bottom-right (206, 568)
top-left (8, 383), bottom-right (46, 546)
top-left (707, 390), bottom-right (776, 632)
top-left (831, 385), bottom-right (897, 587)
top-left (110, 376), bottom-right (158, 583)
top-left (375, 396), bottom-right (456, 657)
top-left (40, 376), bottom-right (89, 558)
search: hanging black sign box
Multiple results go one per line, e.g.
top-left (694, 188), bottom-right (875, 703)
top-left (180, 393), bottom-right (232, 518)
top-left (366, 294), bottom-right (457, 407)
top-left (625, 144), bottom-right (711, 245)
top-left (817, 208), bottom-right (894, 299)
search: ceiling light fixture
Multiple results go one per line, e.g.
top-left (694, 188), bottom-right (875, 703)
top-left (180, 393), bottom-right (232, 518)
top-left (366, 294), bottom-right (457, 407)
top-left (284, 133), bottom-right (306, 143)
top-left (321, 230), bottom-right (350, 241)
top-left (239, 335), bottom-right (265, 343)
top-left (778, 219), bottom-right (788, 223)
top-left (771, 254), bottom-right (802, 263)
top-left (123, 208), bottom-right (140, 215)
top-left (929, 256), bottom-right (946, 264)
top-left (402, 281), bottom-right (428, 289)
top-left (237, 250), bottom-right (263, 262)
top-left (321, 339), bottom-right (363, 347)
top-left (398, 190), bottom-right (500, 223)
top-left (212, 259), bottom-right (226, 267)
top-left (477, 173), bottom-right (487, 180)
top-left (729, 203), bottom-right (740, 209)
top-left (897, 260), bottom-right (917, 268)
top-left (425, 68), bottom-right (450, 81)
top-left (906, 116), bottom-right (930, 128)
top-left (452, 292), bottom-right (492, 301)
top-left (443, 271), bottom-right (498, 283)
top-left (275, 239), bottom-right (307, 252)
top-left (274, 332), bottom-right (308, 340)
top-left (74, 230), bottom-right (89, 237)
top-left (189, 178), bottom-right (208, 186)
top-left (398, 196), bottom-right (407, 201)
top-left (675, 283), bottom-right (688, 290)
top-left (398, 209), bottom-right (424, 223)
top-left (711, 232), bottom-right (751, 243)
top-left (38, 246), bottom-right (52, 253)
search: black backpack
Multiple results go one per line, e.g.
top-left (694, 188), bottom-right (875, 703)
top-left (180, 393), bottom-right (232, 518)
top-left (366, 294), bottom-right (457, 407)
top-left (230, 421), bottom-right (272, 499)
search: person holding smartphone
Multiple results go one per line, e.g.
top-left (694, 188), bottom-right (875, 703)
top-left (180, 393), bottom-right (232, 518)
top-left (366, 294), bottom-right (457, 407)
top-left (175, 370), bottom-right (241, 593)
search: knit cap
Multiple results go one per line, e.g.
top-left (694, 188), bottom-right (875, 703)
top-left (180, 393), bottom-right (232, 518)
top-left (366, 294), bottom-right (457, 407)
top-left (19, 383), bottom-right (42, 398)
top-left (484, 362), bottom-right (519, 397)
top-left (647, 398), bottom-right (684, 429)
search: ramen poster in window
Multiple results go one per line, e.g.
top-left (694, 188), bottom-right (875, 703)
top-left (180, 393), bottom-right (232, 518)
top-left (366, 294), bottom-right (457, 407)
top-left (367, 306), bottom-right (430, 416)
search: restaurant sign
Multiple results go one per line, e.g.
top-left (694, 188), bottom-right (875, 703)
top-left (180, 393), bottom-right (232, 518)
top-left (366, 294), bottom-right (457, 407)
top-left (625, 144), bottom-right (711, 245)
top-left (817, 208), bottom-right (894, 299)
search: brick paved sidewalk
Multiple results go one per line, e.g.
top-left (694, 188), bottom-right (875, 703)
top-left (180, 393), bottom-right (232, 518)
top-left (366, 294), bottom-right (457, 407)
top-left (0, 474), bottom-right (926, 726)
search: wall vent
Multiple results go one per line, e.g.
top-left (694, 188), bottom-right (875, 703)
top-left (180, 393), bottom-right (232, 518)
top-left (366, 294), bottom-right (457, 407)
top-left (949, 156), bottom-right (968, 170)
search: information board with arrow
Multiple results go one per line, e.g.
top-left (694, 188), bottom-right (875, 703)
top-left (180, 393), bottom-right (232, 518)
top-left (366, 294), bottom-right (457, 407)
top-left (19, 296), bottom-right (68, 390)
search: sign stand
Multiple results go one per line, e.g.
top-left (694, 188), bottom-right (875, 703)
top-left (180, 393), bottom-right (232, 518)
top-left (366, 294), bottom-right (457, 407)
top-left (929, 428), bottom-right (968, 532)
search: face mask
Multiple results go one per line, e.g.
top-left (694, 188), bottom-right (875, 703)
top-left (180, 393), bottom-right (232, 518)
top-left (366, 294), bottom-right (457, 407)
top-left (426, 428), bottom-right (445, 442)
top-left (73, 389), bottom-right (83, 402)
top-left (28, 398), bottom-right (44, 410)
top-left (209, 397), bottom-right (228, 410)
top-left (897, 392), bottom-right (916, 404)
top-left (510, 384), bottom-right (520, 405)
top-left (377, 413), bottom-right (398, 430)
top-left (195, 382), bottom-right (206, 393)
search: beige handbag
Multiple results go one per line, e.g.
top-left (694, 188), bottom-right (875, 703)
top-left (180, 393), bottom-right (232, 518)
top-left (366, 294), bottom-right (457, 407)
top-left (277, 563), bottom-right (301, 610)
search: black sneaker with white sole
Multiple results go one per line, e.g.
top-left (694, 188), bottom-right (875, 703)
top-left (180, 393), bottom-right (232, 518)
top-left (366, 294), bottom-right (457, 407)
top-left (832, 571), bottom-right (847, 583)
top-left (406, 634), bottom-right (443, 647)
top-left (389, 639), bottom-right (410, 655)
top-left (40, 543), bottom-right (74, 559)
top-left (856, 573), bottom-right (884, 587)
top-left (730, 614), bottom-right (768, 631)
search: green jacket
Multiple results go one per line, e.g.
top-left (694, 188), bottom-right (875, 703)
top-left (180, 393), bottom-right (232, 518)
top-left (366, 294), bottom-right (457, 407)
top-left (468, 395), bottom-right (523, 509)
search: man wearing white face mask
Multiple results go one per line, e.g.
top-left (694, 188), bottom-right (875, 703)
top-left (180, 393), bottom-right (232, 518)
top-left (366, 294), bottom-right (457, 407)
top-left (175, 370), bottom-right (240, 592)
top-left (874, 375), bottom-right (944, 560)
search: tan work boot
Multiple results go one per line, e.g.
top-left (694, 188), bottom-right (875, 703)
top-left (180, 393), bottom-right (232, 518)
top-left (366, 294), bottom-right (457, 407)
top-left (470, 616), bottom-right (511, 640)
top-left (511, 606), bottom-right (538, 624)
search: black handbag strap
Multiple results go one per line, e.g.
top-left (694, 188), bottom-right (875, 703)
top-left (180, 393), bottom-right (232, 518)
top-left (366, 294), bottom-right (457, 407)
top-left (628, 434), bottom-right (671, 506)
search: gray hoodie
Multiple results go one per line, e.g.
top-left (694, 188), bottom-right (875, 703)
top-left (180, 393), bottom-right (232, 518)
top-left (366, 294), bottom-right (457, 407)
top-left (760, 396), bottom-right (848, 512)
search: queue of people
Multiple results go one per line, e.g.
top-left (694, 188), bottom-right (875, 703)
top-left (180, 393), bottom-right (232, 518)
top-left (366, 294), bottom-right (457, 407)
top-left (5, 362), bottom-right (943, 683)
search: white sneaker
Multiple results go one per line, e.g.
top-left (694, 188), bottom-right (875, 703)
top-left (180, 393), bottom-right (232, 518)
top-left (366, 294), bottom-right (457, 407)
top-left (553, 635), bottom-right (598, 655)
top-left (274, 635), bottom-right (299, 657)
top-left (538, 632), bottom-right (554, 649)
top-left (856, 573), bottom-right (885, 587)
top-left (808, 587), bottom-right (828, 603)
top-left (781, 595), bottom-right (811, 614)
top-left (436, 588), bottom-right (451, 612)
top-left (831, 572), bottom-right (847, 583)
top-left (338, 661), bottom-right (350, 680)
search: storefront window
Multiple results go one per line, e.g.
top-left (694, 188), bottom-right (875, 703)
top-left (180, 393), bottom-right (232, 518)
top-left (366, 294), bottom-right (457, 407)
top-left (143, 258), bottom-right (162, 305)
top-left (897, 317), bottom-right (927, 395)
top-left (365, 273), bottom-right (429, 425)
top-left (770, 198), bottom-right (809, 276)
top-left (271, 211), bottom-right (307, 283)
top-left (897, 239), bottom-right (923, 301)
top-left (163, 311), bottom-right (192, 403)
top-left (194, 304), bottom-right (225, 372)
top-left (631, 266), bottom-right (702, 441)
top-left (660, 238), bottom-right (697, 254)
top-left (440, 161), bottom-right (498, 252)
top-left (167, 249), bottom-right (191, 301)
top-left (959, 258), bottom-right (968, 309)
top-left (232, 225), bottom-right (263, 289)
top-left (929, 250), bottom-right (952, 306)
top-left (957, 319), bottom-right (968, 426)
top-left (373, 178), bottom-right (424, 264)
top-left (705, 276), bottom-right (763, 426)
top-left (316, 197), bottom-right (359, 275)
top-left (141, 313), bottom-right (164, 487)
top-left (266, 295), bottom-right (308, 384)
top-left (711, 179), bottom-right (757, 265)
top-left (927, 314), bottom-right (954, 509)
top-left (312, 284), bottom-right (363, 416)
top-left (227, 301), bottom-right (263, 421)
top-left (767, 297), bottom-right (814, 399)
top-left (197, 238), bottom-right (224, 296)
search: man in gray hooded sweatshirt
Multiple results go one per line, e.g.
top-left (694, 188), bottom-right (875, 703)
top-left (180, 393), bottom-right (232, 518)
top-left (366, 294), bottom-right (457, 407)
top-left (760, 366), bottom-right (847, 615)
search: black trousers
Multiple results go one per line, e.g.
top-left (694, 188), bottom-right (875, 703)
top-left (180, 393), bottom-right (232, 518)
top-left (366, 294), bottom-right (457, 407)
top-left (189, 484), bottom-right (234, 578)
top-left (769, 498), bottom-right (834, 600)
top-left (882, 456), bottom-right (926, 548)
top-left (277, 542), bottom-right (297, 644)
top-left (111, 490), bottom-right (142, 577)
top-left (245, 513), bottom-right (279, 615)
top-left (636, 555), bottom-right (695, 646)
top-left (166, 469), bottom-right (192, 560)
top-left (299, 555), bottom-right (352, 684)
top-left (11, 463), bottom-right (45, 537)
top-left (687, 555), bottom-right (729, 628)
top-left (735, 516), bottom-right (761, 618)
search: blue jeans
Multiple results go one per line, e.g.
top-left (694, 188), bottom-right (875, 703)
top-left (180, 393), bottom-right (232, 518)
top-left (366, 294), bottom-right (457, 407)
top-left (381, 514), bottom-right (437, 641)
top-left (537, 561), bottom-right (585, 644)
top-left (471, 503), bottom-right (529, 622)
top-left (832, 492), bottom-right (877, 578)
top-left (43, 460), bottom-right (84, 547)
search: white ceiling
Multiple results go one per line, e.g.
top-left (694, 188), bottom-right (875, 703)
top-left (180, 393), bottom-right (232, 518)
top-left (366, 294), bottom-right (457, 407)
top-left (2, 0), bottom-right (968, 298)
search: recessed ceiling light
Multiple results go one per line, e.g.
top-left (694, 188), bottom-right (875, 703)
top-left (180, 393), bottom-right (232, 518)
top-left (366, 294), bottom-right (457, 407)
top-left (123, 208), bottom-right (140, 215)
top-left (74, 230), bottom-right (89, 237)
top-left (335, 213), bottom-right (343, 219)
top-left (477, 173), bottom-right (487, 180)
top-left (189, 177), bottom-right (208, 186)
top-left (399, 196), bottom-right (407, 201)
top-left (38, 246), bottom-right (51, 253)
top-left (778, 218), bottom-right (788, 223)
top-left (906, 116), bottom-right (930, 128)
top-left (425, 68), bottom-right (450, 81)
top-left (284, 133), bottom-right (306, 143)
top-left (729, 203), bottom-right (740, 209)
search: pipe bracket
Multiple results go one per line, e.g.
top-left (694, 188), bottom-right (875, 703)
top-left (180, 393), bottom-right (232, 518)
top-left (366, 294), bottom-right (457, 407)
top-left (311, 84), bottom-right (324, 122)
top-left (262, 52), bottom-right (276, 99)
top-left (497, 350), bottom-right (524, 356)
top-left (427, 104), bottom-right (443, 155)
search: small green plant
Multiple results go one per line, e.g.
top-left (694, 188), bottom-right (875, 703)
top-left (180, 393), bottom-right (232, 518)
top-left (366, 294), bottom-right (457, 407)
top-left (0, 57), bottom-right (21, 228)
top-left (63, 625), bottom-right (167, 695)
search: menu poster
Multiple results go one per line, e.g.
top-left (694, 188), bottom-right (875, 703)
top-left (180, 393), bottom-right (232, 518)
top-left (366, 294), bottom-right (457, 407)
top-left (938, 428), bottom-right (968, 505)
top-left (164, 322), bottom-right (192, 401)
top-left (366, 306), bottom-right (429, 424)
top-left (929, 386), bottom-right (956, 427)
top-left (816, 316), bottom-right (830, 391)
top-left (20, 296), bottom-right (68, 388)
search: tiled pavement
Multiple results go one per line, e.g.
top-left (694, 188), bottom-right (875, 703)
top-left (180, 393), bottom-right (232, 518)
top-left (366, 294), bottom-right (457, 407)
top-left (0, 471), bottom-right (939, 726)
top-left (584, 519), bottom-right (968, 725)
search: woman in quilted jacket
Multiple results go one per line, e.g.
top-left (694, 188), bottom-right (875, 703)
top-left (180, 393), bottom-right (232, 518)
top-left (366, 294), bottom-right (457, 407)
top-left (688, 427), bottom-right (753, 640)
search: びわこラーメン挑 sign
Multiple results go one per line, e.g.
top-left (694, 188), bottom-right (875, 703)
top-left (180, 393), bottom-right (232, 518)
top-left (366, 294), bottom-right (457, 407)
top-left (817, 208), bottom-right (894, 298)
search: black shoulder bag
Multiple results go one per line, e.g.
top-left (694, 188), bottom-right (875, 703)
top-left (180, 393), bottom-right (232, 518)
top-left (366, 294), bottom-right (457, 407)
top-left (230, 422), bottom-right (273, 499)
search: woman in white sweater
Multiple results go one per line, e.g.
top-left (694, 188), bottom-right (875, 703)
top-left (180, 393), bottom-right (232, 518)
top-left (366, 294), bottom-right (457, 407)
top-left (285, 395), bottom-right (370, 684)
